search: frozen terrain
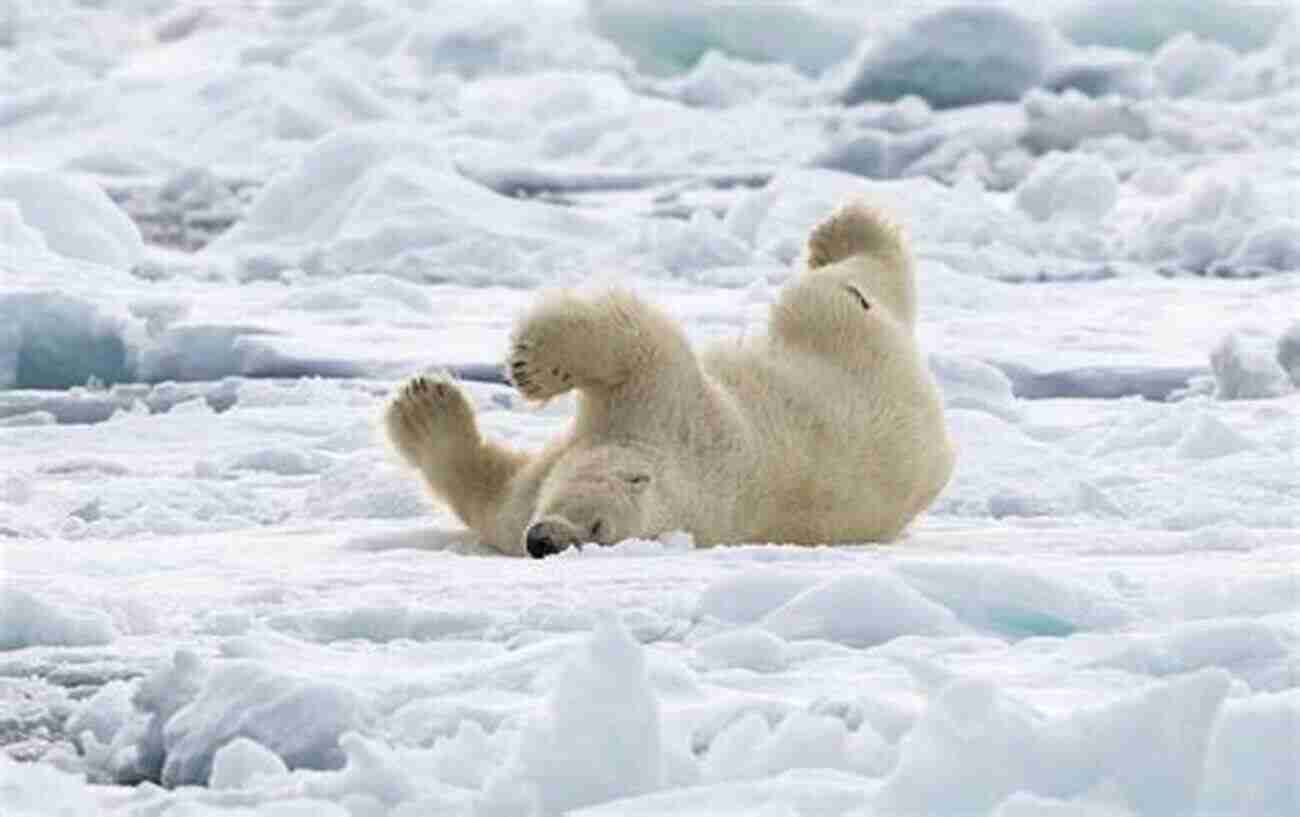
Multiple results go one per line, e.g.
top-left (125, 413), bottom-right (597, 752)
top-left (2, 1), bottom-right (1299, 816)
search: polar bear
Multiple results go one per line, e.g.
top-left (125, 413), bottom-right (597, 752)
top-left (385, 201), bottom-right (954, 557)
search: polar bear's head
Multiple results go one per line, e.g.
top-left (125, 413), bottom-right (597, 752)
top-left (524, 444), bottom-right (655, 558)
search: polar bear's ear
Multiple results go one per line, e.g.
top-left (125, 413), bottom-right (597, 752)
top-left (619, 472), bottom-right (652, 492)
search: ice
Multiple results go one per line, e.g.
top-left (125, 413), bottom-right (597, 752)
top-left (208, 736), bottom-right (289, 790)
top-left (1020, 89), bottom-right (1150, 154)
top-left (876, 678), bottom-right (1041, 815)
top-left (1173, 413), bottom-right (1257, 459)
top-left (1016, 152), bottom-right (1119, 223)
top-left (692, 628), bottom-right (788, 673)
top-left (0, 588), bottom-right (117, 650)
top-left (0, 293), bottom-right (131, 390)
top-left (211, 124), bottom-right (625, 281)
top-left (1209, 333), bottom-right (1292, 400)
top-left (694, 570), bottom-right (820, 624)
top-left (1278, 321), bottom-right (1300, 386)
top-left (0, 169), bottom-right (142, 268)
top-left (1056, 0), bottom-right (1292, 52)
top-left (1198, 690), bottom-right (1300, 817)
top-left (587, 0), bottom-right (861, 76)
top-left (760, 573), bottom-right (963, 648)
top-left (1224, 220), bottom-right (1300, 275)
top-left (160, 660), bottom-right (366, 786)
top-left (841, 6), bottom-right (1058, 109)
top-left (3, 2), bottom-right (1300, 814)
top-left (1152, 33), bottom-right (1237, 97)
top-left (512, 612), bottom-right (664, 815)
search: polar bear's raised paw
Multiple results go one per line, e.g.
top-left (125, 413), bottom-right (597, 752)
top-left (506, 339), bottom-right (575, 401)
top-left (384, 373), bottom-right (477, 466)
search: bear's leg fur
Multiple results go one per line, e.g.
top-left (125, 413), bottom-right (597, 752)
top-left (771, 201), bottom-right (917, 362)
top-left (506, 289), bottom-right (696, 401)
top-left (384, 373), bottom-right (525, 533)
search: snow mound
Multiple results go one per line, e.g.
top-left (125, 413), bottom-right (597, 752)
top-left (692, 628), bottom-right (788, 673)
top-left (1210, 333), bottom-right (1291, 400)
top-left (587, 0), bottom-right (860, 76)
top-left (761, 573), bottom-right (963, 648)
top-left (209, 737), bottom-right (289, 790)
top-left (695, 570), bottom-right (820, 624)
top-left (0, 588), bottom-right (117, 649)
top-left (0, 168), bottom-right (142, 268)
top-left (879, 669), bottom-right (1231, 816)
top-left (1016, 152), bottom-right (1119, 222)
top-left (1056, 0), bottom-right (1292, 52)
top-left (513, 611), bottom-right (664, 815)
top-left (929, 354), bottom-right (1022, 422)
top-left (841, 6), bottom-right (1057, 109)
top-left (211, 125), bottom-right (625, 281)
top-left (1174, 413), bottom-right (1257, 459)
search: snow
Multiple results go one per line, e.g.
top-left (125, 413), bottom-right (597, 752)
top-left (3, 1), bottom-right (1300, 816)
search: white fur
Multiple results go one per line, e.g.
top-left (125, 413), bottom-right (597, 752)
top-left (385, 201), bottom-right (955, 556)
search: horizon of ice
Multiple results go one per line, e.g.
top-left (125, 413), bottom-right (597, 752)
top-left (3, 1), bottom-right (1300, 816)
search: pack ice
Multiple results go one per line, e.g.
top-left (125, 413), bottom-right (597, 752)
top-left (2, 1), bottom-right (1298, 816)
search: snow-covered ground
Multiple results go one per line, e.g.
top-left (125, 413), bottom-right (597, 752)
top-left (3, 1), bottom-right (1299, 815)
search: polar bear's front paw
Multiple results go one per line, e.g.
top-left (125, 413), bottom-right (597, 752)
top-left (506, 338), bottom-right (574, 402)
top-left (384, 374), bottom-right (477, 465)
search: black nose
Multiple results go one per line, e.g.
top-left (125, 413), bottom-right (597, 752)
top-left (526, 524), bottom-right (560, 559)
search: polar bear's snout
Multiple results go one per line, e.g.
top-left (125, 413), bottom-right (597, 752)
top-left (525, 518), bottom-right (579, 558)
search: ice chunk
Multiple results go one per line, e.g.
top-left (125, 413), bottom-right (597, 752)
top-left (693, 628), bottom-right (788, 673)
top-left (695, 570), bottom-right (820, 624)
top-left (161, 660), bottom-right (366, 785)
top-left (212, 125), bottom-right (624, 279)
top-left (1016, 153), bottom-right (1118, 222)
top-left (1277, 321), bottom-right (1300, 387)
top-left (1041, 670), bottom-right (1231, 815)
top-left (1210, 333), bottom-right (1291, 400)
top-left (1153, 33), bottom-right (1237, 97)
top-left (587, 0), bottom-right (860, 76)
top-left (0, 753), bottom-right (100, 815)
top-left (754, 712), bottom-right (850, 777)
top-left (1174, 413), bottom-right (1257, 459)
top-left (514, 612), bottom-right (664, 814)
top-left (0, 200), bottom-right (48, 254)
top-left (209, 736), bottom-right (289, 790)
top-left (652, 51), bottom-right (808, 108)
top-left (928, 354), bottom-right (1021, 422)
top-left (876, 679), bottom-right (1041, 815)
top-left (0, 587), bottom-right (117, 649)
top-left (1056, 0), bottom-right (1291, 52)
top-left (0, 169), bottom-right (142, 268)
top-left (841, 6), bottom-right (1057, 109)
top-left (760, 573), bottom-right (962, 648)
top-left (66, 680), bottom-right (135, 748)
top-left (701, 711), bottom-right (769, 782)
top-left (1043, 49), bottom-right (1155, 98)
top-left (1221, 220), bottom-right (1300, 275)
top-left (0, 293), bottom-right (131, 390)
top-left (1199, 690), bottom-right (1300, 817)
top-left (1020, 90), bottom-right (1150, 154)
